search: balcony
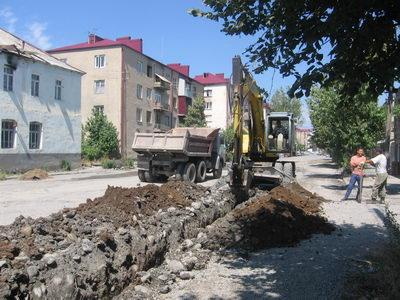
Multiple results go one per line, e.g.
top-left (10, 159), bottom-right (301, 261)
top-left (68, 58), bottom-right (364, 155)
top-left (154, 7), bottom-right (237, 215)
top-left (154, 73), bottom-right (171, 90)
top-left (152, 100), bottom-right (170, 111)
top-left (153, 123), bottom-right (171, 132)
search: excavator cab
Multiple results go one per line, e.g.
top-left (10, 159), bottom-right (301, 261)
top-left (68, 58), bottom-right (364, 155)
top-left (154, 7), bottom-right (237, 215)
top-left (266, 112), bottom-right (296, 156)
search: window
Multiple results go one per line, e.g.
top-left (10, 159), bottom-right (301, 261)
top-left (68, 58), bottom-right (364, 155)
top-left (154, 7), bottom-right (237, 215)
top-left (146, 111), bottom-right (152, 124)
top-left (55, 80), bottom-right (62, 100)
top-left (31, 74), bottom-right (40, 97)
top-left (136, 108), bottom-right (143, 123)
top-left (147, 65), bottom-right (153, 77)
top-left (94, 80), bottom-right (105, 94)
top-left (172, 78), bottom-right (178, 90)
top-left (193, 86), bottom-right (197, 98)
top-left (146, 88), bottom-right (152, 100)
top-left (136, 60), bottom-right (144, 74)
top-left (29, 122), bottom-right (42, 149)
top-left (172, 97), bottom-right (177, 109)
top-left (204, 89), bottom-right (212, 97)
top-left (94, 55), bottom-right (106, 68)
top-left (1, 120), bottom-right (16, 149)
top-left (205, 101), bottom-right (212, 110)
top-left (93, 105), bottom-right (104, 114)
top-left (3, 66), bottom-right (13, 91)
top-left (137, 84), bottom-right (143, 99)
top-left (154, 92), bottom-right (162, 102)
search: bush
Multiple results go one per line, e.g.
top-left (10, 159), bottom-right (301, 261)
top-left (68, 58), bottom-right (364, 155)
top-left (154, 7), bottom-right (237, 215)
top-left (0, 171), bottom-right (6, 181)
top-left (222, 125), bottom-right (235, 162)
top-left (122, 158), bottom-right (136, 168)
top-left (102, 159), bottom-right (117, 169)
top-left (60, 160), bottom-right (71, 171)
top-left (82, 110), bottom-right (120, 161)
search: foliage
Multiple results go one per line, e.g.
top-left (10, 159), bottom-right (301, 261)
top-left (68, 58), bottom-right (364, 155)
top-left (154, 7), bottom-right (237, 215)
top-left (393, 104), bottom-right (400, 117)
top-left (190, 1), bottom-right (400, 98)
top-left (82, 110), bottom-right (120, 161)
top-left (308, 85), bottom-right (385, 168)
top-left (270, 87), bottom-right (303, 124)
top-left (122, 158), bottom-right (136, 169)
top-left (296, 143), bottom-right (306, 152)
top-left (101, 159), bottom-right (117, 169)
top-left (0, 171), bottom-right (6, 181)
top-left (181, 97), bottom-right (207, 127)
top-left (222, 124), bottom-right (235, 161)
top-left (60, 160), bottom-right (71, 171)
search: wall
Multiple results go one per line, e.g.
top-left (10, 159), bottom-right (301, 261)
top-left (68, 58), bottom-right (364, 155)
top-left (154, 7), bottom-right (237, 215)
top-left (0, 54), bottom-right (82, 171)
top-left (204, 84), bottom-right (230, 129)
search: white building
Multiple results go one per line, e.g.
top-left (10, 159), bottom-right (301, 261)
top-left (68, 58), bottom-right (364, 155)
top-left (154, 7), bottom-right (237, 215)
top-left (0, 29), bottom-right (83, 171)
top-left (194, 73), bottom-right (231, 129)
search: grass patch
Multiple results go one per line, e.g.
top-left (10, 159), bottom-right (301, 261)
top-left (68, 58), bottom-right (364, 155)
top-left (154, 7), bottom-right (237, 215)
top-left (101, 159), bottom-right (117, 169)
top-left (122, 158), bottom-right (136, 169)
top-left (60, 160), bottom-right (72, 171)
top-left (0, 171), bottom-right (6, 181)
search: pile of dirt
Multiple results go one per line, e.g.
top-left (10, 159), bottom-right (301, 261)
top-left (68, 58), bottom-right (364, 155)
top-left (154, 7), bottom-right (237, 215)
top-left (205, 183), bottom-right (335, 250)
top-left (77, 181), bottom-right (207, 225)
top-left (19, 169), bottom-right (48, 180)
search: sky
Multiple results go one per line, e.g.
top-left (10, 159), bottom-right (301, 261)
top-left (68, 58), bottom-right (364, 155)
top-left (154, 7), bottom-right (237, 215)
top-left (0, 0), bottom-right (312, 127)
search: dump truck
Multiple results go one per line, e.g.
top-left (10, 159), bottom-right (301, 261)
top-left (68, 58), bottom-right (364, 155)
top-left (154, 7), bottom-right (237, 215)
top-left (132, 127), bottom-right (226, 183)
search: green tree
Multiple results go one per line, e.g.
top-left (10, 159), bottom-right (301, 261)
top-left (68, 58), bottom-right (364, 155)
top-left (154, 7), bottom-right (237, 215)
top-left (190, 1), bottom-right (400, 98)
top-left (308, 85), bottom-right (385, 167)
top-left (270, 87), bottom-right (303, 123)
top-left (222, 124), bottom-right (235, 161)
top-left (82, 110), bottom-right (120, 160)
top-left (182, 97), bottom-right (207, 127)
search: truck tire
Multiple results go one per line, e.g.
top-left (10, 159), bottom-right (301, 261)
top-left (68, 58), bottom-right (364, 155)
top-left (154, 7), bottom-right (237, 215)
top-left (196, 160), bottom-right (207, 182)
top-left (183, 163), bottom-right (196, 183)
top-left (213, 161), bottom-right (223, 179)
top-left (144, 171), bottom-right (155, 183)
top-left (138, 170), bottom-right (147, 182)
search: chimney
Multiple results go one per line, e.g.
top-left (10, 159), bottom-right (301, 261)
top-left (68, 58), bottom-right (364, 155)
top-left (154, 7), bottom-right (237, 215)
top-left (88, 34), bottom-right (103, 44)
top-left (116, 36), bottom-right (131, 41)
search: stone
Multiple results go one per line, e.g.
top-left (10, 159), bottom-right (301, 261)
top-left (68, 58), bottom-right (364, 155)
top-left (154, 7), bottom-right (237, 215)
top-left (179, 271), bottom-right (192, 280)
top-left (43, 254), bottom-right (57, 267)
top-left (182, 239), bottom-right (194, 250)
top-left (140, 273), bottom-right (151, 283)
top-left (166, 259), bottom-right (185, 273)
top-left (65, 211), bottom-right (76, 218)
top-left (157, 274), bottom-right (169, 282)
top-left (27, 265), bottom-right (39, 279)
top-left (191, 202), bottom-right (202, 210)
top-left (20, 225), bottom-right (33, 237)
top-left (72, 255), bottom-right (81, 263)
top-left (147, 235), bottom-right (155, 245)
top-left (32, 283), bottom-right (46, 299)
top-left (82, 238), bottom-right (94, 254)
top-left (159, 285), bottom-right (170, 294)
top-left (182, 256), bottom-right (198, 271)
top-left (117, 227), bottom-right (128, 235)
top-left (167, 207), bottom-right (176, 213)
top-left (134, 285), bottom-right (150, 295)
top-left (14, 253), bottom-right (29, 263)
top-left (0, 260), bottom-right (7, 268)
top-left (194, 243), bottom-right (202, 250)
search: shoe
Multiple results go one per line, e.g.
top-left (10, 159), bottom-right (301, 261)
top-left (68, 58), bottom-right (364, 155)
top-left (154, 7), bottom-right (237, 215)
top-left (341, 198), bottom-right (348, 201)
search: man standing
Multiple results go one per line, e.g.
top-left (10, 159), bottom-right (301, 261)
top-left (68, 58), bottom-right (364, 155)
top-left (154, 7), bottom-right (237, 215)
top-left (343, 148), bottom-right (366, 200)
top-left (366, 148), bottom-right (388, 203)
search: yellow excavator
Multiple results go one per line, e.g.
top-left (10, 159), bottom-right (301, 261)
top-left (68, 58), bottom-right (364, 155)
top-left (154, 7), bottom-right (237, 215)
top-left (230, 56), bottom-right (296, 190)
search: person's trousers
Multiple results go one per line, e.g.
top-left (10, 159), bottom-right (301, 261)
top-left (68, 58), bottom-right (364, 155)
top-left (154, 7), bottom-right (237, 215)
top-left (371, 173), bottom-right (388, 202)
top-left (344, 174), bottom-right (362, 199)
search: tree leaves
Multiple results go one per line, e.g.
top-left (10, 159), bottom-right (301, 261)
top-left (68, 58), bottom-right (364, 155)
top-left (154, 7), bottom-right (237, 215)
top-left (181, 97), bottom-right (207, 127)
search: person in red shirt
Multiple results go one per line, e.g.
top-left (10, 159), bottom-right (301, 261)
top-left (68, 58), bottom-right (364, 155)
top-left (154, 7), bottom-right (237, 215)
top-left (342, 147), bottom-right (366, 200)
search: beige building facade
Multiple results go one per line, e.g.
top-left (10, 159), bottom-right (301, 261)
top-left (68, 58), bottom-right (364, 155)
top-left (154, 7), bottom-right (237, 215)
top-left (49, 35), bottom-right (179, 157)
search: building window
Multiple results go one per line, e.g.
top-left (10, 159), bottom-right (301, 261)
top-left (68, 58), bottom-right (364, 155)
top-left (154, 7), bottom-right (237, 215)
top-left (204, 89), bottom-right (212, 97)
top-left (94, 80), bottom-right (105, 94)
top-left (137, 84), bottom-right (143, 99)
top-left (93, 105), bottom-right (104, 114)
top-left (31, 74), bottom-right (40, 97)
top-left (3, 66), bottom-right (13, 91)
top-left (154, 92), bottom-right (162, 102)
top-left (172, 78), bottom-right (178, 90)
top-left (136, 108), bottom-right (143, 123)
top-left (136, 60), bottom-right (144, 74)
top-left (95, 55), bottom-right (106, 68)
top-left (193, 86), bottom-right (197, 98)
top-left (147, 65), bottom-right (153, 77)
top-left (55, 80), bottom-right (62, 100)
top-left (146, 111), bottom-right (152, 124)
top-left (172, 97), bottom-right (177, 109)
top-left (146, 88), bottom-right (152, 100)
top-left (1, 120), bottom-right (16, 149)
top-left (29, 122), bottom-right (42, 149)
top-left (205, 101), bottom-right (212, 110)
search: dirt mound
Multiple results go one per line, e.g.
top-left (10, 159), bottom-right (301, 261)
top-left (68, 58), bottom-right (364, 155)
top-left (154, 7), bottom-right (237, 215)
top-left (19, 169), bottom-right (48, 180)
top-left (77, 181), bottom-right (207, 225)
top-left (206, 183), bottom-right (335, 251)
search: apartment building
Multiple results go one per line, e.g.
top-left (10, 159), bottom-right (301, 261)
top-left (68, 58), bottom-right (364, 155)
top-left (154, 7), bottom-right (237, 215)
top-left (0, 29), bottom-right (83, 171)
top-left (194, 72), bottom-right (231, 129)
top-left (49, 34), bottom-right (179, 157)
top-left (167, 63), bottom-right (204, 124)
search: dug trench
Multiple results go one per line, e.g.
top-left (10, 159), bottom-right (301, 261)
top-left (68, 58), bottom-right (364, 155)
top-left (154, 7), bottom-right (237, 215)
top-left (0, 179), bottom-right (334, 299)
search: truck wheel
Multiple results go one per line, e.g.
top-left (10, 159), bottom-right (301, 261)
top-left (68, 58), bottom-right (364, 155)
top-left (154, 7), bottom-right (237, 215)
top-left (138, 170), bottom-right (147, 182)
top-left (144, 171), bottom-right (155, 183)
top-left (196, 161), bottom-right (207, 182)
top-left (183, 163), bottom-right (196, 183)
top-left (213, 162), bottom-right (223, 179)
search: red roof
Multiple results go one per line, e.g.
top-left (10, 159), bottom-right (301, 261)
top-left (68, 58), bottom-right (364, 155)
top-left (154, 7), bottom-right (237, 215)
top-left (194, 73), bottom-right (229, 85)
top-left (48, 34), bottom-right (143, 53)
top-left (168, 63), bottom-right (190, 77)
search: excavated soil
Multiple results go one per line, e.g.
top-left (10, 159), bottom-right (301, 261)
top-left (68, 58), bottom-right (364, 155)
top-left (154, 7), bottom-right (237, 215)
top-left (205, 183), bottom-right (335, 250)
top-left (19, 169), bottom-right (49, 180)
top-left (77, 181), bottom-right (207, 226)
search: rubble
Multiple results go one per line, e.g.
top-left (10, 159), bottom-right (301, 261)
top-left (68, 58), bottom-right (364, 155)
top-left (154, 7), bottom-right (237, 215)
top-left (19, 169), bottom-right (49, 181)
